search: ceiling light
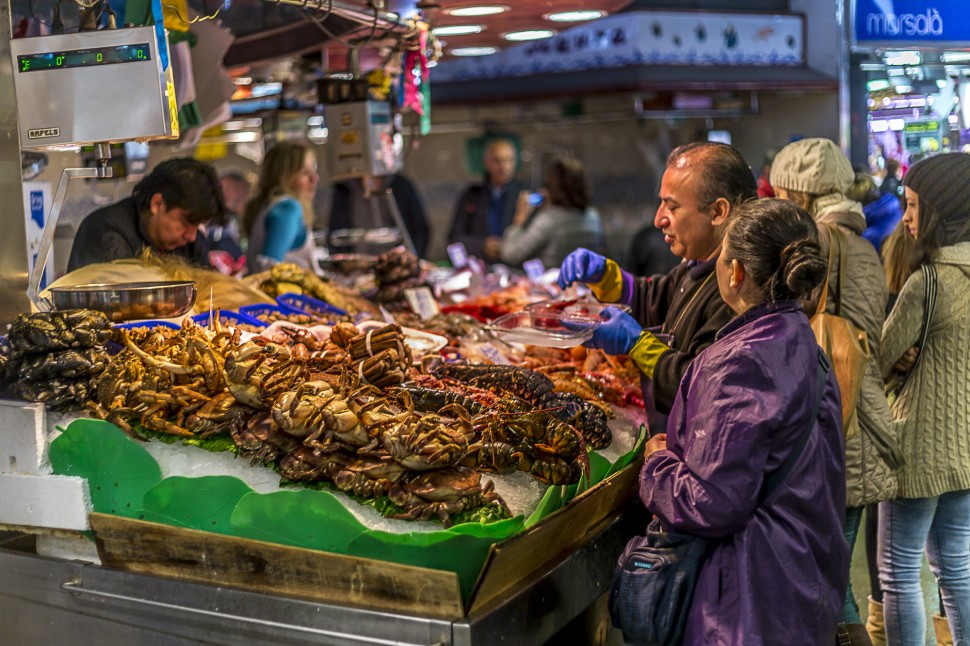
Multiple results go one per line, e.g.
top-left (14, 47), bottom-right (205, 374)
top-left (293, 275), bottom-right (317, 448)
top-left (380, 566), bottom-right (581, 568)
top-left (503, 29), bottom-right (555, 42)
top-left (545, 10), bottom-right (605, 22)
top-left (884, 51), bottom-right (920, 66)
top-left (447, 6), bottom-right (508, 17)
top-left (867, 79), bottom-right (891, 92)
top-left (450, 46), bottom-right (497, 56)
top-left (432, 25), bottom-right (484, 36)
top-left (941, 52), bottom-right (970, 63)
top-left (232, 76), bottom-right (252, 86)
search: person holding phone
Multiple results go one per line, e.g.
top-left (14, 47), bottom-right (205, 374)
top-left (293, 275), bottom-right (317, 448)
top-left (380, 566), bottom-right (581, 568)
top-left (499, 155), bottom-right (604, 269)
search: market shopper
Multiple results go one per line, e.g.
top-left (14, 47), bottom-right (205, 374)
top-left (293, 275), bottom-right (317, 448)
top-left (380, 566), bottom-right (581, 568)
top-left (243, 141), bottom-right (320, 273)
top-left (67, 157), bottom-right (225, 272)
top-left (847, 171), bottom-right (903, 253)
top-left (878, 153), bottom-right (970, 646)
top-left (640, 198), bottom-right (848, 645)
top-left (499, 155), bottom-right (604, 269)
top-left (449, 137), bottom-right (525, 261)
top-left (207, 170), bottom-right (251, 274)
top-left (771, 137), bottom-right (901, 643)
top-left (557, 141), bottom-right (756, 426)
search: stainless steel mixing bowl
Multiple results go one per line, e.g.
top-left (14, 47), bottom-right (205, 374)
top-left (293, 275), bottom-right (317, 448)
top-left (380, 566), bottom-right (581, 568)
top-left (48, 281), bottom-right (196, 322)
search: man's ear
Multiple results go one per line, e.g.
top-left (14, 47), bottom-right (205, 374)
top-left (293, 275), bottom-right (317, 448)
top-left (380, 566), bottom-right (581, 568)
top-left (149, 193), bottom-right (166, 216)
top-left (710, 197), bottom-right (731, 227)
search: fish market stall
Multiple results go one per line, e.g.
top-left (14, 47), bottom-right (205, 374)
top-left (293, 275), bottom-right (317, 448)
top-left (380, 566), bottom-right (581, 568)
top-left (0, 255), bottom-right (648, 645)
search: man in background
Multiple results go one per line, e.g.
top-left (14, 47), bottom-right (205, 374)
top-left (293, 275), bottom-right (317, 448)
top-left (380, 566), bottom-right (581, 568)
top-left (449, 138), bottom-right (525, 262)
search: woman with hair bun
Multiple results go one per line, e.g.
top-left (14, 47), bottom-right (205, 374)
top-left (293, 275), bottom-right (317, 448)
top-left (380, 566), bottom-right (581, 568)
top-left (639, 199), bottom-right (849, 644)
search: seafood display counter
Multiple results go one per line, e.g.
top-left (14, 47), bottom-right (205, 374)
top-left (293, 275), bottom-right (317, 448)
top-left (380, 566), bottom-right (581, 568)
top-left (0, 258), bottom-right (650, 643)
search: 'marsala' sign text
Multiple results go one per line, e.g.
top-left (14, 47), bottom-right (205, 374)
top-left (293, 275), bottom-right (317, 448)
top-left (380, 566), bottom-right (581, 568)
top-left (856, 0), bottom-right (970, 42)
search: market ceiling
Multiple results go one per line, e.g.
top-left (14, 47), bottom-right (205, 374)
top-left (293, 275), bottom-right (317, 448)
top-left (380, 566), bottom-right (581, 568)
top-left (192, 0), bottom-right (636, 68)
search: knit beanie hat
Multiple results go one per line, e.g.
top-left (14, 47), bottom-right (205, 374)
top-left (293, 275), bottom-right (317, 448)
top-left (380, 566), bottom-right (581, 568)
top-left (769, 138), bottom-right (854, 196)
top-left (903, 153), bottom-right (970, 226)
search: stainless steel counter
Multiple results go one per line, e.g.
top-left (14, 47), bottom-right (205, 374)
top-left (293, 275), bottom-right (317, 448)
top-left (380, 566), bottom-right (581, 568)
top-left (0, 512), bottom-right (636, 645)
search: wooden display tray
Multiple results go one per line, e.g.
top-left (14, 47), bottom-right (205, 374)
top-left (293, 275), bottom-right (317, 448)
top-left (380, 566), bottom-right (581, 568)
top-left (90, 457), bottom-right (641, 621)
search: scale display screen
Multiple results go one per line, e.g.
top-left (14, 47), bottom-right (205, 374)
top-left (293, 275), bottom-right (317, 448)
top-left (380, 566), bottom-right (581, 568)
top-left (17, 43), bottom-right (151, 73)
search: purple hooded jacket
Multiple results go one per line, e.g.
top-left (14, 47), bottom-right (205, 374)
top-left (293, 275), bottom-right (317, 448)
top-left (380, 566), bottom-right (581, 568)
top-left (640, 301), bottom-right (848, 645)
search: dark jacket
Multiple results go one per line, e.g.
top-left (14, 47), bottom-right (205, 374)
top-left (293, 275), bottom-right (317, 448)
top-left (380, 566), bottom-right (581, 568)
top-left (67, 197), bottom-right (209, 272)
top-left (627, 258), bottom-right (734, 414)
top-left (448, 179), bottom-right (525, 260)
top-left (862, 192), bottom-right (903, 252)
top-left (641, 301), bottom-right (848, 645)
top-left (329, 175), bottom-right (429, 258)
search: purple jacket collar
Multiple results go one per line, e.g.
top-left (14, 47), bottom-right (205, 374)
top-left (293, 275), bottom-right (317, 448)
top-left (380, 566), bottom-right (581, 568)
top-left (686, 257), bottom-right (717, 280)
top-left (717, 300), bottom-right (804, 340)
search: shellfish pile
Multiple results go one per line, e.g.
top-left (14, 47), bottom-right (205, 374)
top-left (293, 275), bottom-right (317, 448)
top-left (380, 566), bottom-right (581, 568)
top-left (2, 310), bottom-right (111, 408)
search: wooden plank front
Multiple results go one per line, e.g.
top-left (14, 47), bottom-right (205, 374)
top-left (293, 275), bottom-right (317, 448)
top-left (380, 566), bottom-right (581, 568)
top-left (90, 513), bottom-right (465, 621)
top-left (467, 459), bottom-right (641, 615)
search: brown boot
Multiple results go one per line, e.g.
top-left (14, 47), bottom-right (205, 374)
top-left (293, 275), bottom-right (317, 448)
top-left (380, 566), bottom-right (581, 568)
top-left (865, 597), bottom-right (886, 646)
top-left (933, 614), bottom-right (953, 646)
top-left (836, 622), bottom-right (874, 646)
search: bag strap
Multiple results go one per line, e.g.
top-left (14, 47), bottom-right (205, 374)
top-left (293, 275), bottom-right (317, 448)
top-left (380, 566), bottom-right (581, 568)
top-left (897, 264), bottom-right (938, 392)
top-left (758, 349), bottom-right (830, 506)
top-left (813, 225), bottom-right (839, 318)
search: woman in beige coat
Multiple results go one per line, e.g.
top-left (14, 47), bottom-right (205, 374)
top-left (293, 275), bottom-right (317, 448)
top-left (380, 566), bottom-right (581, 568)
top-left (771, 138), bottom-right (903, 643)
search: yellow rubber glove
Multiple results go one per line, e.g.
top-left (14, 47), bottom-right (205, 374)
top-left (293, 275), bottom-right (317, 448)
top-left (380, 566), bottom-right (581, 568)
top-left (589, 259), bottom-right (624, 303)
top-left (628, 329), bottom-right (670, 379)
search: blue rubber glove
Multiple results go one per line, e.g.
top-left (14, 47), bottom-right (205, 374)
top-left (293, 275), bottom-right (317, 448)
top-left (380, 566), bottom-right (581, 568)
top-left (558, 248), bottom-right (608, 289)
top-left (584, 306), bottom-right (644, 356)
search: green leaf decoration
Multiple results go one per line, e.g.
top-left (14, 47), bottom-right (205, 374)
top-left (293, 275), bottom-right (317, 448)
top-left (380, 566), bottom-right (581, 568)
top-left (604, 424), bottom-right (648, 478)
top-left (49, 419), bottom-right (162, 518)
top-left (230, 489), bottom-right (368, 553)
top-left (140, 476), bottom-right (253, 535)
top-left (524, 485), bottom-right (563, 528)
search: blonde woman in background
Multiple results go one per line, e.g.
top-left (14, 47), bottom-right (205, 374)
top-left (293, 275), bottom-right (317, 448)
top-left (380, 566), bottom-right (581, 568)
top-left (243, 141), bottom-right (320, 272)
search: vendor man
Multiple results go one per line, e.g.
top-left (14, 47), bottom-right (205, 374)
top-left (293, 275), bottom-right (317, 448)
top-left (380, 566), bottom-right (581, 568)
top-left (67, 157), bottom-right (226, 272)
top-left (558, 142), bottom-right (757, 427)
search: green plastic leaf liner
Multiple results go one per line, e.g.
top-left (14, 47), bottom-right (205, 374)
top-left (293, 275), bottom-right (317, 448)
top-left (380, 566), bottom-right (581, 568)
top-left (49, 419), bottom-right (162, 518)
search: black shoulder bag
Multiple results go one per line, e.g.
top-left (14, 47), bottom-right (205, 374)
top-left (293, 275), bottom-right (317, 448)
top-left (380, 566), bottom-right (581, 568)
top-left (609, 350), bottom-right (831, 646)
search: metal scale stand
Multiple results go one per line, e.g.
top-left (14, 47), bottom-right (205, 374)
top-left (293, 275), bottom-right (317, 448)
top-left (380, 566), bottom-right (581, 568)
top-left (8, 25), bottom-right (179, 309)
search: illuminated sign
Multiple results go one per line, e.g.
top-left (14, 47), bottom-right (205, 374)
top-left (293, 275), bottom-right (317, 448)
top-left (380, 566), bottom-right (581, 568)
top-left (855, 0), bottom-right (970, 43)
top-left (18, 43), bottom-right (151, 73)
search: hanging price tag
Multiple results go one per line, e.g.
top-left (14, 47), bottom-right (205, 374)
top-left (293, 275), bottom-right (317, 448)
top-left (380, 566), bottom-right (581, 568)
top-left (404, 286), bottom-right (440, 320)
top-left (447, 242), bottom-right (469, 269)
top-left (378, 305), bottom-right (397, 324)
top-left (523, 258), bottom-right (546, 282)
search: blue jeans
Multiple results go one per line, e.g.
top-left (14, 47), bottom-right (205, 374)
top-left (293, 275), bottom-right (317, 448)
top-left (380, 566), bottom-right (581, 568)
top-left (843, 506), bottom-right (864, 623)
top-left (878, 491), bottom-right (970, 645)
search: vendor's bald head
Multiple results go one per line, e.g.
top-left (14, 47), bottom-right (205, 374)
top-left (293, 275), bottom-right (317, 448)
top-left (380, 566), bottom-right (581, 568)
top-left (133, 157), bottom-right (227, 251)
top-left (483, 138), bottom-right (518, 188)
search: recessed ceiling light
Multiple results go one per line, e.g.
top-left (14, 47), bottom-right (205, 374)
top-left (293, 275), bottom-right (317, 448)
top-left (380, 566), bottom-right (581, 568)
top-left (503, 29), bottom-right (555, 42)
top-left (432, 24), bottom-right (484, 36)
top-left (545, 10), bottom-right (605, 22)
top-left (448, 5), bottom-right (509, 17)
top-left (450, 46), bottom-right (498, 56)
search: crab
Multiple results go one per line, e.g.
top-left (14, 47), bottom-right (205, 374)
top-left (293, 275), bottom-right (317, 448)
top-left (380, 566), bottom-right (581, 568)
top-left (388, 466), bottom-right (509, 527)
top-left (278, 445), bottom-right (354, 482)
top-left (332, 455), bottom-right (408, 498)
top-left (224, 339), bottom-right (307, 409)
top-left (381, 407), bottom-right (475, 471)
top-left (231, 412), bottom-right (302, 465)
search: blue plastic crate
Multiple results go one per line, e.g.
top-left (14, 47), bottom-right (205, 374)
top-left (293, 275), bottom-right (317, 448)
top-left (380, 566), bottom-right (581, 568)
top-left (276, 292), bottom-right (348, 320)
top-left (238, 302), bottom-right (313, 325)
top-left (191, 310), bottom-right (265, 330)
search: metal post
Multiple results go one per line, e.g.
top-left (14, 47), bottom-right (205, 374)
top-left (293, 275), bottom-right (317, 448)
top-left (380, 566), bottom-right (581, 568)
top-left (382, 187), bottom-right (416, 256)
top-left (0, 0), bottom-right (33, 325)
